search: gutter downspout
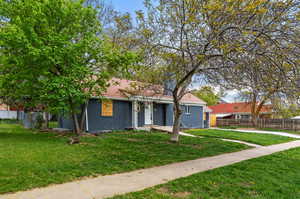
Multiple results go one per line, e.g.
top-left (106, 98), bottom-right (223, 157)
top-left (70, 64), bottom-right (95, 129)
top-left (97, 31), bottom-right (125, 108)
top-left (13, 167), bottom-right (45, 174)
top-left (202, 106), bottom-right (205, 129)
top-left (85, 106), bottom-right (89, 132)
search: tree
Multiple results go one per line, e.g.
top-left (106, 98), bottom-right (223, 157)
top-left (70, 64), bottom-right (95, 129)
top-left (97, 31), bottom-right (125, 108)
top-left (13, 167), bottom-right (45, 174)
top-left (192, 86), bottom-right (220, 106)
top-left (211, 53), bottom-right (298, 125)
top-left (133, 0), bottom-right (300, 142)
top-left (271, 94), bottom-right (300, 119)
top-left (0, 0), bottom-right (136, 135)
top-left (206, 0), bottom-right (300, 125)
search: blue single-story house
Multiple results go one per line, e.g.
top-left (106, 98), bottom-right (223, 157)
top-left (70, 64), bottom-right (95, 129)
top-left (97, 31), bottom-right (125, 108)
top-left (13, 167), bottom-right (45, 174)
top-left (59, 78), bottom-right (211, 133)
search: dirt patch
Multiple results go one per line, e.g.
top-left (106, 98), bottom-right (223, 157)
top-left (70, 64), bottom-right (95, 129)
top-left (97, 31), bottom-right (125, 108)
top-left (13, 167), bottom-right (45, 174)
top-left (126, 138), bottom-right (140, 142)
top-left (176, 143), bottom-right (203, 150)
top-left (240, 182), bottom-right (254, 187)
top-left (190, 144), bottom-right (203, 150)
top-left (156, 187), bottom-right (192, 198)
top-left (156, 187), bottom-right (171, 195)
top-left (173, 191), bottom-right (192, 198)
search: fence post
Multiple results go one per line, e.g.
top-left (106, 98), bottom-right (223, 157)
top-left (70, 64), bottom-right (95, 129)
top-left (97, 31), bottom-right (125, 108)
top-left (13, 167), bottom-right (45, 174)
top-left (260, 119), bottom-right (262, 128)
top-left (293, 120), bottom-right (295, 131)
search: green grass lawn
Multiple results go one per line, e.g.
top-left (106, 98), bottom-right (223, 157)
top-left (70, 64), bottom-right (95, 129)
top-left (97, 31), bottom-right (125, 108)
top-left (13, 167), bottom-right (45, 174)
top-left (49, 121), bottom-right (58, 128)
top-left (110, 147), bottom-right (300, 199)
top-left (0, 124), bottom-right (249, 194)
top-left (186, 129), bottom-right (296, 146)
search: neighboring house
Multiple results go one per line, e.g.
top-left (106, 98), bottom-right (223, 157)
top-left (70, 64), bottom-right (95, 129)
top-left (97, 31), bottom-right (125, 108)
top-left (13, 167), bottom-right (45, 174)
top-left (203, 106), bottom-right (213, 127)
top-left (209, 102), bottom-right (273, 120)
top-left (0, 103), bottom-right (18, 119)
top-left (59, 78), bottom-right (209, 133)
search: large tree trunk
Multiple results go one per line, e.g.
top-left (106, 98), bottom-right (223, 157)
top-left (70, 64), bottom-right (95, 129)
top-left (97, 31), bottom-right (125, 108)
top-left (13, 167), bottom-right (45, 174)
top-left (69, 97), bottom-right (82, 136)
top-left (170, 95), bottom-right (182, 142)
top-left (250, 94), bottom-right (257, 126)
top-left (79, 101), bottom-right (88, 132)
top-left (72, 111), bottom-right (81, 136)
top-left (42, 112), bottom-right (49, 129)
top-left (250, 96), bottom-right (268, 127)
top-left (251, 113), bottom-right (259, 126)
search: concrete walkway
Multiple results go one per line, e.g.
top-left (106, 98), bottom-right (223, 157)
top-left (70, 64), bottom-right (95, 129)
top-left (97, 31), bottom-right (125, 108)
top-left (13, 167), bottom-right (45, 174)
top-left (214, 128), bottom-right (300, 139)
top-left (221, 138), bottom-right (262, 148)
top-left (152, 126), bottom-right (262, 147)
top-left (1, 140), bottom-right (300, 199)
top-left (151, 125), bottom-right (197, 137)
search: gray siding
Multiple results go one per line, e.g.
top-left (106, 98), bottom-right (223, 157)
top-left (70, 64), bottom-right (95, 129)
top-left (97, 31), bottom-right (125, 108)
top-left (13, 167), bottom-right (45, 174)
top-left (165, 104), bottom-right (174, 126)
top-left (58, 111), bottom-right (85, 131)
top-left (59, 98), bottom-right (205, 131)
top-left (23, 112), bottom-right (41, 129)
top-left (181, 105), bottom-right (203, 129)
top-left (138, 102), bottom-right (145, 127)
top-left (59, 115), bottom-right (73, 130)
top-left (153, 103), bottom-right (166, 126)
top-left (87, 99), bottom-right (132, 133)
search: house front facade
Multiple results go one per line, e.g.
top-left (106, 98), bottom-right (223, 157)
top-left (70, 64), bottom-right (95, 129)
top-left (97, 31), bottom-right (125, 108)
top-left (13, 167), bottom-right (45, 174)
top-left (59, 78), bottom-right (209, 133)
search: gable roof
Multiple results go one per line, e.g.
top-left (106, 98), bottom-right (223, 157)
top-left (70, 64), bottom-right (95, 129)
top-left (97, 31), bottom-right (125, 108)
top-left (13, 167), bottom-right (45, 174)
top-left (209, 102), bottom-right (272, 114)
top-left (98, 78), bottom-right (206, 105)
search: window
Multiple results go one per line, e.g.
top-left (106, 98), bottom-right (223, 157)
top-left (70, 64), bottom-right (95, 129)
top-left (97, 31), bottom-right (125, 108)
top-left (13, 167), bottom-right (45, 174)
top-left (101, 100), bottom-right (113, 117)
top-left (184, 106), bottom-right (191, 115)
top-left (240, 114), bottom-right (250, 119)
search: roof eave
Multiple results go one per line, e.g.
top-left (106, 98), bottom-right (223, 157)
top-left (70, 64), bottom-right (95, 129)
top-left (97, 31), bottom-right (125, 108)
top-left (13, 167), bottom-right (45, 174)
top-left (91, 95), bottom-right (206, 106)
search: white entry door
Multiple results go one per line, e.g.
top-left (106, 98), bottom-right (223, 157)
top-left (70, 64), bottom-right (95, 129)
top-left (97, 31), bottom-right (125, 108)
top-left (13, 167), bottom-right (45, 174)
top-left (144, 102), bottom-right (153, 125)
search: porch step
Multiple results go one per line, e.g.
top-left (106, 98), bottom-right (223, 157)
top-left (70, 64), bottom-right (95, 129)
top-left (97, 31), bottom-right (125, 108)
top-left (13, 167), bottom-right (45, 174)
top-left (151, 125), bottom-right (173, 133)
top-left (151, 126), bottom-right (197, 137)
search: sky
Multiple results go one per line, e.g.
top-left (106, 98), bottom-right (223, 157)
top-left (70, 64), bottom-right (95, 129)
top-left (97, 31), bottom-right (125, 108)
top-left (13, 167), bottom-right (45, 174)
top-left (106, 0), bottom-right (145, 16)
top-left (106, 0), bottom-right (239, 103)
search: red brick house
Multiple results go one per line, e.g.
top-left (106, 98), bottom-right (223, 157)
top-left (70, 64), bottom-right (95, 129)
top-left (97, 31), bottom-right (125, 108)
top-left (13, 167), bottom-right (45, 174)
top-left (209, 102), bottom-right (273, 119)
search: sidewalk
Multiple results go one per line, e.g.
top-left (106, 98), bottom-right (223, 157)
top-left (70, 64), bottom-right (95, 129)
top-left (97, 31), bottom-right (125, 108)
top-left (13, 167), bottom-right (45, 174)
top-left (214, 128), bottom-right (300, 139)
top-left (1, 140), bottom-right (300, 199)
top-left (152, 125), bottom-right (263, 147)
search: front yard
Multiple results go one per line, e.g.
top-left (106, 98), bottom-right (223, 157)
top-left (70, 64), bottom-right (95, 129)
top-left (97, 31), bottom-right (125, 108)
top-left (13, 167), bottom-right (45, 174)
top-left (110, 147), bottom-right (300, 199)
top-left (186, 129), bottom-right (296, 146)
top-left (0, 124), bottom-right (248, 194)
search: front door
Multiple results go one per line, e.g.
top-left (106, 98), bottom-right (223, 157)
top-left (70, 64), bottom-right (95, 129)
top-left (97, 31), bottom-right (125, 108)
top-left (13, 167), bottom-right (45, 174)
top-left (144, 102), bottom-right (153, 125)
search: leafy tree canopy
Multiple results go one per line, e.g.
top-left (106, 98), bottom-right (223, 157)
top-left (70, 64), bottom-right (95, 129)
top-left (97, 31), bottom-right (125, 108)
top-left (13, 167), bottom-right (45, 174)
top-left (192, 86), bottom-right (220, 106)
top-left (0, 0), bottom-right (137, 133)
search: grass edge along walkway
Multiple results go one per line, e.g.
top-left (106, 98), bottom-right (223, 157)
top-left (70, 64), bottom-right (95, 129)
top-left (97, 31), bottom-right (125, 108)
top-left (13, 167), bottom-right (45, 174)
top-left (1, 140), bottom-right (300, 199)
top-left (186, 129), bottom-right (297, 145)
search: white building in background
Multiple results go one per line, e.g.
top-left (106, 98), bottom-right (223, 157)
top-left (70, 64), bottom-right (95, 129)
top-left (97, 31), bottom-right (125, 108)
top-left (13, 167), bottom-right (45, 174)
top-left (0, 103), bottom-right (18, 119)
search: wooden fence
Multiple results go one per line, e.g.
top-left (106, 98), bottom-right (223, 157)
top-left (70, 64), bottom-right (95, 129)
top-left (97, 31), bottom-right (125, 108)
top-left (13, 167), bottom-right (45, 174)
top-left (217, 119), bottom-right (300, 131)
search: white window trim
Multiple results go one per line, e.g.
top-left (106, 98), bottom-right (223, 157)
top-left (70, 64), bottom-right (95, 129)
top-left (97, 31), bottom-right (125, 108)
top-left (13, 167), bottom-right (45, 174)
top-left (184, 105), bottom-right (191, 115)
